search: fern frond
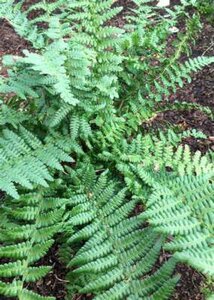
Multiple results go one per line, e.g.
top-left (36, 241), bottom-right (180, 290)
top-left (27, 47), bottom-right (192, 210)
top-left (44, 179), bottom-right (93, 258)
top-left (143, 172), bottom-right (214, 276)
top-left (151, 56), bottom-right (214, 101)
top-left (26, 0), bottom-right (65, 25)
top-left (0, 0), bottom-right (44, 49)
top-left (65, 172), bottom-right (178, 299)
top-left (20, 41), bottom-right (78, 105)
top-left (0, 127), bottom-right (73, 198)
top-left (0, 104), bottom-right (28, 128)
top-left (0, 192), bottom-right (68, 299)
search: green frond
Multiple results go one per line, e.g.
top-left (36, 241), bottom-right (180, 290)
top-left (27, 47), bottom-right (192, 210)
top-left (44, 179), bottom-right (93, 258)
top-left (0, 0), bottom-right (44, 48)
top-left (0, 105), bottom-right (28, 128)
top-left (19, 289), bottom-right (55, 300)
top-left (0, 127), bottom-right (73, 198)
top-left (141, 171), bottom-right (214, 276)
top-left (49, 104), bottom-right (72, 128)
top-left (0, 280), bottom-right (22, 297)
top-left (69, 113), bottom-right (92, 141)
top-left (99, 129), bottom-right (210, 197)
top-left (151, 56), bottom-right (214, 101)
top-left (65, 173), bottom-right (178, 299)
top-left (0, 191), bottom-right (68, 299)
top-left (21, 41), bottom-right (78, 105)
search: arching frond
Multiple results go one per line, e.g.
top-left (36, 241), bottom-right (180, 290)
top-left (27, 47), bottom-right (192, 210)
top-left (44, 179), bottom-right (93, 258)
top-left (65, 171), bottom-right (179, 299)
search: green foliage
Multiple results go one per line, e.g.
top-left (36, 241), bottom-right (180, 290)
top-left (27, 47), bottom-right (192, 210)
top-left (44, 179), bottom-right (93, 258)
top-left (196, 0), bottom-right (214, 24)
top-left (145, 172), bottom-right (214, 276)
top-left (0, 104), bottom-right (29, 128)
top-left (0, 0), bottom-right (213, 299)
top-left (0, 126), bottom-right (73, 199)
top-left (126, 145), bottom-right (214, 275)
top-left (64, 169), bottom-right (179, 300)
top-left (0, 190), bottom-right (69, 299)
top-left (151, 56), bottom-right (214, 101)
top-left (0, 0), bottom-right (44, 49)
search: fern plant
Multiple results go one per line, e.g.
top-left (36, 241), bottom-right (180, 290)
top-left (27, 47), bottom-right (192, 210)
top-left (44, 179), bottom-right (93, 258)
top-left (0, 0), bottom-right (213, 299)
top-left (0, 0), bottom-right (124, 141)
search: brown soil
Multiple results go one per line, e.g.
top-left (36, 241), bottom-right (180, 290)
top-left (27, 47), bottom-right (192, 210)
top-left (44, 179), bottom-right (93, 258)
top-left (0, 244), bottom-right (67, 300)
top-left (172, 264), bottom-right (205, 300)
top-left (0, 20), bottom-right (30, 57)
top-left (0, 0), bottom-right (213, 299)
top-left (26, 244), bottom-right (67, 299)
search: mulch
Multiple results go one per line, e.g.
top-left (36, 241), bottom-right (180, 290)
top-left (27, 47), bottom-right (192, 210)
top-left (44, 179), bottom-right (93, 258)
top-left (26, 244), bottom-right (68, 299)
top-left (0, 0), bottom-right (213, 299)
top-left (0, 20), bottom-right (29, 56)
top-left (173, 264), bottom-right (205, 300)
